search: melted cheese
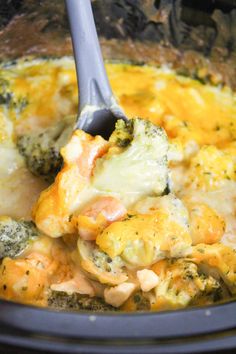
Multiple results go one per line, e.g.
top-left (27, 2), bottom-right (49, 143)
top-left (0, 57), bottom-right (236, 309)
top-left (107, 64), bottom-right (236, 147)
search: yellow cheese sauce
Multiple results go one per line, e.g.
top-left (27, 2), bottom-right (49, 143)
top-left (1, 58), bottom-right (235, 145)
top-left (0, 57), bottom-right (235, 310)
top-left (108, 64), bottom-right (236, 147)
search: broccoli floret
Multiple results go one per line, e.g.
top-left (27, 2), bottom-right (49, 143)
top-left (0, 217), bottom-right (39, 259)
top-left (17, 116), bottom-right (75, 182)
top-left (109, 119), bottom-right (133, 147)
top-left (132, 292), bottom-right (151, 311)
top-left (77, 238), bottom-right (127, 285)
top-left (92, 118), bottom-right (169, 205)
top-left (109, 118), bottom-right (159, 147)
top-left (48, 291), bottom-right (117, 312)
top-left (152, 259), bottom-right (221, 310)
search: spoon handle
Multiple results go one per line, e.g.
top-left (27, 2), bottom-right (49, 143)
top-left (65, 0), bottom-right (113, 113)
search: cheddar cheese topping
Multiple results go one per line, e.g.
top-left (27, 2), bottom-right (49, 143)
top-left (0, 57), bottom-right (235, 311)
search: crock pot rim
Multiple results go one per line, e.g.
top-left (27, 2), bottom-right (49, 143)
top-left (0, 298), bottom-right (235, 340)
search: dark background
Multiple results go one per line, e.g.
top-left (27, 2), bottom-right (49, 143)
top-left (0, 0), bottom-right (236, 88)
top-left (0, 1), bottom-right (236, 353)
top-left (1, 0), bottom-right (236, 52)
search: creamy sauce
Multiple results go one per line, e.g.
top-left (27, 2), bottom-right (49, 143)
top-left (0, 57), bottom-right (235, 309)
top-left (0, 58), bottom-right (235, 221)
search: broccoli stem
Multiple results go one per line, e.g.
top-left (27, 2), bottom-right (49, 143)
top-left (0, 217), bottom-right (39, 259)
top-left (48, 291), bottom-right (117, 312)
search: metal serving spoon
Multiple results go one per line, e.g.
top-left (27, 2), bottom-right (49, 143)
top-left (65, 0), bottom-right (127, 139)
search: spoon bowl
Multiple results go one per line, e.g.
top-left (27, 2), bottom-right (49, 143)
top-left (65, 0), bottom-right (128, 139)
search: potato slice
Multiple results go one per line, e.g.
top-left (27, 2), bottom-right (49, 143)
top-left (77, 238), bottom-right (128, 285)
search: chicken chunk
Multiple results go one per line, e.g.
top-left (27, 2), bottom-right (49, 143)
top-left (73, 196), bottom-right (127, 241)
top-left (96, 195), bottom-right (192, 267)
top-left (185, 145), bottom-right (235, 191)
top-left (32, 130), bottom-right (108, 237)
top-left (187, 202), bottom-right (225, 245)
top-left (0, 237), bottom-right (72, 306)
top-left (137, 269), bottom-right (159, 292)
top-left (104, 282), bottom-right (136, 307)
top-left (33, 118), bottom-right (169, 238)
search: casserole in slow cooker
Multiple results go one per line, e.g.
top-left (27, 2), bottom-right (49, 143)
top-left (0, 1), bottom-right (236, 354)
top-left (0, 56), bottom-right (236, 314)
top-left (0, 0), bottom-right (236, 315)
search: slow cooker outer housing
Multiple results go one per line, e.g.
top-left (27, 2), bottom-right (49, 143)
top-left (0, 1), bottom-right (236, 353)
top-left (0, 300), bottom-right (236, 353)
